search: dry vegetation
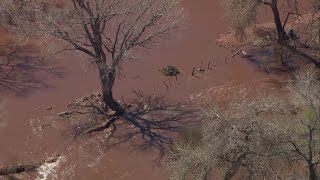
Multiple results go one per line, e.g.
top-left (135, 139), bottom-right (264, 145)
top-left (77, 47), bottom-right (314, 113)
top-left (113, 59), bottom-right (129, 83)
top-left (224, 0), bottom-right (259, 39)
top-left (168, 68), bottom-right (320, 180)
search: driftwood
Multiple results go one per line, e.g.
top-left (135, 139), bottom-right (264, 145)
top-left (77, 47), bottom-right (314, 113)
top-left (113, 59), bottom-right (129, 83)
top-left (232, 50), bottom-right (250, 58)
top-left (72, 116), bottom-right (118, 141)
top-left (82, 116), bottom-right (118, 134)
top-left (232, 50), bottom-right (241, 58)
top-left (0, 155), bottom-right (59, 176)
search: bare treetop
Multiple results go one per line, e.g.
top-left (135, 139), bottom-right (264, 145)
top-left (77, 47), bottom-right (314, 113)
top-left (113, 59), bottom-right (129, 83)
top-left (1, 0), bottom-right (183, 63)
top-left (224, 0), bottom-right (259, 37)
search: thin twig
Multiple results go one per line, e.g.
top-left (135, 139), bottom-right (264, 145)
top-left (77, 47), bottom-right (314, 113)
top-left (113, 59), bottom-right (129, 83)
top-left (162, 80), bottom-right (169, 89)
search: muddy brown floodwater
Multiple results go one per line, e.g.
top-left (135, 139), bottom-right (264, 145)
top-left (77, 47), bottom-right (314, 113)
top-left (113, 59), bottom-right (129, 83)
top-left (0, 0), bottom-right (286, 180)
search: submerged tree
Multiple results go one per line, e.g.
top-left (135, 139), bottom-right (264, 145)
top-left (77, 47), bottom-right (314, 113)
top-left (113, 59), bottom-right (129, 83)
top-left (0, 0), bottom-right (183, 114)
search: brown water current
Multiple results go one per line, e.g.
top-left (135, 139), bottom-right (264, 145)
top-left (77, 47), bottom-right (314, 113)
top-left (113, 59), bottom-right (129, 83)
top-left (0, 0), bottom-right (299, 179)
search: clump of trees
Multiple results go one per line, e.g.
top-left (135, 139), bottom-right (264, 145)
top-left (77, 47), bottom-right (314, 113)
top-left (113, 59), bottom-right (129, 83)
top-left (168, 94), bottom-right (290, 180)
top-left (168, 68), bottom-right (320, 180)
top-left (0, 0), bottom-right (183, 115)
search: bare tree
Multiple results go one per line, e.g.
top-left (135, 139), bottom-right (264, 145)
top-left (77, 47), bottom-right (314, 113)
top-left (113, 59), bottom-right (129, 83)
top-left (0, 0), bottom-right (183, 114)
top-left (167, 94), bottom-right (291, 180)
top-left (224, 0), bottom-right (299, 43)
top-left (305, 0), bottom-right (320, 49)
top-left (288, 68), bottom-right (320, 180)
top-left (223, 0), bottom-right (259, 39)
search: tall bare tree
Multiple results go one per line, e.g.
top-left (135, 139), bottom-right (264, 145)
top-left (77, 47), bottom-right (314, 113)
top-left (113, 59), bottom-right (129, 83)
top-left (288, 68), bottom-right (320, 180)
top-left (0, 0), bottom-right (183, 114)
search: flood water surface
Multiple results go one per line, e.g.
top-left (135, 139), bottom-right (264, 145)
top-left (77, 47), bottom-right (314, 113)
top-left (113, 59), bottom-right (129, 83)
top-left (0, 0), bottom-right (279, 179)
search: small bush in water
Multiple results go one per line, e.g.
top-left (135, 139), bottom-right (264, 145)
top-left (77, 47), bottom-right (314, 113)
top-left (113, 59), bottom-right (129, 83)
top-left (161, 65), bottom-right (180, 76)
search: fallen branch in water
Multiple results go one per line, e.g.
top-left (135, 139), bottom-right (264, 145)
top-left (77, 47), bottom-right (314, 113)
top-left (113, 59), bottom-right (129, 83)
top-left (232, 50), bottom-right (247, 58)
top-left (232, 50), bottom-right (241, 58)
top-left (82, 116), bottom-right (118, 134)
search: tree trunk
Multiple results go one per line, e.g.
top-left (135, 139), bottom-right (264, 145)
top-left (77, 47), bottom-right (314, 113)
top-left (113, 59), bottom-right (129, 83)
top-left (308, 163), bottom-right (318, 180)
top-left (224, 163), bottom-right (241, 180)
top-left (268, 0), bottom-right (288, 65)
top-left (270, 0), bottom-right (287, 43)
top-left (274, 42), bottom-right (286, 64)
top-left (96, 60), bottom-right (124, 115)
top-left (308, 128), bottom-right (318, 180)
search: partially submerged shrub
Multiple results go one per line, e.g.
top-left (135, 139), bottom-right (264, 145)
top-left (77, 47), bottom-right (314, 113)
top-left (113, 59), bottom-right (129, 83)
top-left (167, 127), bottom-right (203, 164)
top-left (161, 65), bottom-right (180, 76)
top-left (176, 127), bottom-right (203, 147)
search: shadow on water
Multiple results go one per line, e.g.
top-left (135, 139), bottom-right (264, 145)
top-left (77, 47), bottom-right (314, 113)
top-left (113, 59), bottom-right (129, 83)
top-left (243, 41), bottom-right (320, 74)
top-left (0, 43), bottom-right (65, 96)
top-left (61, 94), bottom-right (199, 160)
top-left (117, 98), bottom-right (198, 157)
top-left (104, 96), bottom-right (198, 159)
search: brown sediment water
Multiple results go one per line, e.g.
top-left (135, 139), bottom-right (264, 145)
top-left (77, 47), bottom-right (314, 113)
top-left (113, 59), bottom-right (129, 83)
top-left (0, 0), bottom-right (297, 179)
